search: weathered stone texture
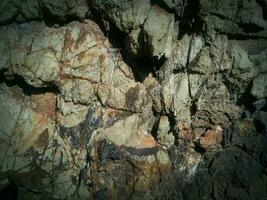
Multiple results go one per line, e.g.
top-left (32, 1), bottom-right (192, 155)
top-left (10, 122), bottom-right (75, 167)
top-left (0, 0), bottom-right (267, 199)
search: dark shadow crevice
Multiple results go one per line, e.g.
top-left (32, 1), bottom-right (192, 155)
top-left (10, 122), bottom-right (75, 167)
top-left (151, 0), bottom-right (175, 13)
top-left (0, 1), bottom-right (90, 28)
top-left (41, 7), bottom-right (85, 28)
top-left (167, 111), bottom-right (179, 146)
top-left (0, 184), bottom-right (18, 200)
top-left (236, 81), bottom-right (257, 113)
top-left (239, 23), bottom-right (264, 33)
top-left (0, 70), bottom-right (59, 96)
top-left (178, 0), bottom-right (203, 39)
top-left (256, 0), bottom-right (267, 20)
top-left (88, 5), bottom-right (168, 83)
top-left (220, 31), bottom-right (267, 40)
top-left (254, 119), bottom-right (266, 133)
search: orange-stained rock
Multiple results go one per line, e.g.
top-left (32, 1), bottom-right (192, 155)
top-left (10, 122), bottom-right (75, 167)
top-left (140, 133), bottom-right (158, 148)
top-left (31, 93), bottom-right (56, 118)
top-left (199, 127), bottom-right (223, 149)
top-left (16, 110), bottom-right (50, 154)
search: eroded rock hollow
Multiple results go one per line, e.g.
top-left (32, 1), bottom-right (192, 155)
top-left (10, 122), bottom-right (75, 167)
top-left (0, 0), bottom-right (267, 199)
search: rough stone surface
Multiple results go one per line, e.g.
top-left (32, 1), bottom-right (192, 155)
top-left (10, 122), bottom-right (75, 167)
top-left (93, 0), bottom-right (150, 33)
top-left (251, 73), bottom-right (267, 99)
top-left (143, 5), bottom-right (177, 59)
top-left (0, 0), bottom-right (267, 199)
top-left (157, 116), bottom-right (175, 148)
top-left (162, 0), bottom-right (185, 17)
top-left (0, 0), bottom-right (89, 24)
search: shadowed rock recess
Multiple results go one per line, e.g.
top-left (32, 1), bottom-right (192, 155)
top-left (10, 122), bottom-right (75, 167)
top-left (0, 0), bottom-right (267, 199)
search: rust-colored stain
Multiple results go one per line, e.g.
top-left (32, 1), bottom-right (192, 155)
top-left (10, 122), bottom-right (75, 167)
top-left (76, 49), bottom-right (88, 62)
top-left (10, 85), bottom-right (24, 102)
top-left (238, 119), bottom-right (254, 137)
top-left (75, 25), bottom-right (88, 50)
top-left (75, 22), bottom-right (107, 51)
top-left (178, 123), bottom-right (194, 143)
top-left (107, 108), bottom-right (118, 117)
top-left (86, 21), bottom-right (107, 44)
top-left (140, 134), bottom-right (158, 148)
top-left (75, 47), bottom-right (99, 63)
top-left (17, 113), bottom-right (48, 154)
top-left (99, 54), bottom-right (106, 64)
top-left (63, 29), bottom-right (74, 53)
top-left (31, 93), bottom-right (56, 117)
top-left (35, 128), bottom-right (49, 149)
top-left (199, 129), bottom-right (223, 149)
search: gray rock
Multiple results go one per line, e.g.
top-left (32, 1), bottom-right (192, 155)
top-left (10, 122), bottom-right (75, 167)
top-left (225, 42), bottom-right (258, 95)
top-left (93, 0), bottom-right (150, 32)
top-left (60, 79), bottom-right (96, 105)
top-left (21, 0), bottom-right (42, 20)
top-left (143, 5), bottom-right (177, 59)
top-left (125, 5), bottom-right (178, 59)
top-left (0, 33), bottom-right (9, 71)
top-left (0, 84), bottom-right (23, 140)
top-left (253, 99), bottom-right (266, 110)
top-left (161, 72), bottom-right (190, 118)
top-left (125, 28), bottom-right (143, 56)
top-left (41, 0), bottom-right (89, 20)
top-left (254, 111), bottom-right (267, 131)
top-left (183, 169), bottom-right (213, 200)
top-left (200, 0), bottom-right (267, 37)
top-left (162, 0), bottom-right (186, 17)
top-left (0, 0), bottom-right (21, 24)
top-left (196, 82), bottom-right (241, 127)
top-left (0, 0), bottom-right (89, 24)
top-left (157, 116), bottom-right (175, 148)
top-left (143, 74), bottom-right (162, 112)
top-left (210, 147), bottom-right (266, 200)
top-left (251, 73), bottom-right (267, 99)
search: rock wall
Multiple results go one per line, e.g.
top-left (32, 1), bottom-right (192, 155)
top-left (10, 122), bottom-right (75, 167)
top-left (0, 0), bottom-right (266, 199)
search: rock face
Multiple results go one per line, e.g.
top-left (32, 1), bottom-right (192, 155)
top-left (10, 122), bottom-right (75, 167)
top-left (0, 0), bottom-right (267, 200)
top-left (0, 0), bottom-right (89, 24)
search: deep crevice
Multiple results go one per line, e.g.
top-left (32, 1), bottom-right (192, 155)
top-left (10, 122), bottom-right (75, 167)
top-left (0, 70), bottom-right (59, 96)
top-left (190, 101), bottom-right (198, 116)
top-left (151, 112), bottom-right (161, 141)
top-left (89, 5), bottom-right (167, 83)
top-left (256, 0), bottom-right (267, 20)
top-left (88, 4), bottom-right (126, 49)
top-left (236, 81), bottom-right (257, 113)
top-left (167, 111), bottom-right (179, 146)
top-left (129, 55), bottom-right (166, 82)
top-left (254, 119), bottom-right (266, 133)
top-left (178, 0), bottom-right (203, 39)
top-left (150, 0), bottom-right (181, 20)
top-left (220, 31), bottom-right (267, 40)
top-left (239, 23), bottom-right (264, 33)
top-left (0, 184), bottom-right (18, 200)
top-left (193, 142), bottom-right (206, 154)
top-left (262, 99), bottom-right (267, 111)
top-left (40, 1), bottom-right (89, 28)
